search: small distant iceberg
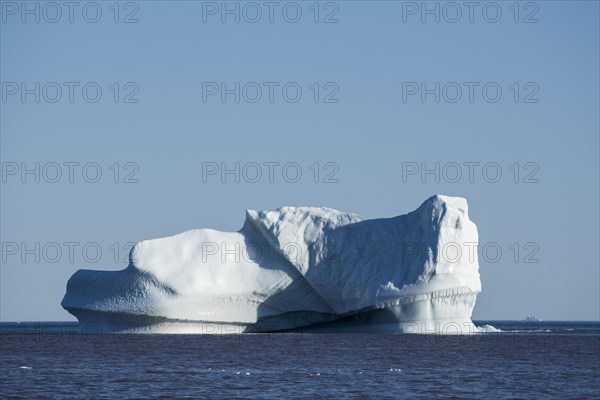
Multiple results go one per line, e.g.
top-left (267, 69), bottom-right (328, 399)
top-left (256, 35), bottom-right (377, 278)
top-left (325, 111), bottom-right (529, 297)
top-left (522, 316), bottom-right (542, 322)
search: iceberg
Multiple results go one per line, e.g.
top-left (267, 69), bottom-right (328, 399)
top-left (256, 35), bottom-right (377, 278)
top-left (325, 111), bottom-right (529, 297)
top-left (61, 195), bottom-right (481, 334)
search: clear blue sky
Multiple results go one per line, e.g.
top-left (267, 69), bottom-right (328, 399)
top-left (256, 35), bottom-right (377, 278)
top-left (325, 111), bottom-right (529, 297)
top-left (1, 0), bottom-right (598, 321)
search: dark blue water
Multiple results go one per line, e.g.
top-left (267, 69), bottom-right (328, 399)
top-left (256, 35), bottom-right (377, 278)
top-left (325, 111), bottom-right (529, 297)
top-left (1, 321), bottom-right (599, 399)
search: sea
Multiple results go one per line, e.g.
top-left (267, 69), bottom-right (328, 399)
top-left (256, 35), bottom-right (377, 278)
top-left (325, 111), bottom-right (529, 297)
top-left (1, 321), bottom-right (599, 399)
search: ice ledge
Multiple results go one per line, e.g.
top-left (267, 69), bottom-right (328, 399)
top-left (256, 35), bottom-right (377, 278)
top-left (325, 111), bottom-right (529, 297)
top-left (69, 286), bottom-right (480, 334)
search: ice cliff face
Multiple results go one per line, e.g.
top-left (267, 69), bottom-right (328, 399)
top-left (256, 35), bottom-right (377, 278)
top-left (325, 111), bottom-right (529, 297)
top-left (62, 195), bottom-right (481, 334)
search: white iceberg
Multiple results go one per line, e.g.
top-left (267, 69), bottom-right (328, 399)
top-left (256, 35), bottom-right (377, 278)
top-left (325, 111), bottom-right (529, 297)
top-left (61, 195), bottom-right (481, 334)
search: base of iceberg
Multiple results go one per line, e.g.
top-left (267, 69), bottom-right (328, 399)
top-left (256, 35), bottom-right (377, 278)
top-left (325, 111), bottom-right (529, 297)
top-left (70, 288), bottom-right (479, 334)
top-left (62, 195), bottom-right (482, 334)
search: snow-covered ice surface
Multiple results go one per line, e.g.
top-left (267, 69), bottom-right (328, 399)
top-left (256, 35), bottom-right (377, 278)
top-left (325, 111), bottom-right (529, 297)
top-left (61, 195), bottom-right (482, 334)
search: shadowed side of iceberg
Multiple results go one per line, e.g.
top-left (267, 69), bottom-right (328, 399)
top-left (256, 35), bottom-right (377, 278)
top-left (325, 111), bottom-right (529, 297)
top-left (282, 287), bottom-right (479, 334)
top-left (248, 195), bottom-right (481, 320)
